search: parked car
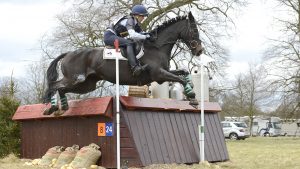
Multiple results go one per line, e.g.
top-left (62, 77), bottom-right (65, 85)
top-left (221, 121), bottom-right (250, 140)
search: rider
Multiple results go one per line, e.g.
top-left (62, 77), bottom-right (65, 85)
top-left (104, 4), bottom-right (152, 77)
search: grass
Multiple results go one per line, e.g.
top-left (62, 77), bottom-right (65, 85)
top-left (217, 137), bottom-right (300, 169)
top-left (0, 137), bottom-right (299, 169)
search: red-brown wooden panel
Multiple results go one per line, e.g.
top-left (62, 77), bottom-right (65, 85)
top-left (13, 96), bottom-right (113, 120)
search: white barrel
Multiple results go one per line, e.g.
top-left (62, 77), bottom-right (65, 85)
top-left (191, 68), bottom-right (209, 102)
top-left (150, 82), bottom-right (169, 99)
top-left (170, 82), bottom-right (184, 100)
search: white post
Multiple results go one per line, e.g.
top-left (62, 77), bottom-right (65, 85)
top-left (198, 54), bottom-right (214, 162)
top-left (115, 40), bottom-right (121, 169)
top-left (199, 60), bottom-right (205, 162)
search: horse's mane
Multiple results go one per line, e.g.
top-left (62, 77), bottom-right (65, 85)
top-left (149, 15), bottom-right (188, 34)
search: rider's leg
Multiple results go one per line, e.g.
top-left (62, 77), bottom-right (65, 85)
top-left (104, 32), bottom-right (147, 76)
top-left (126, 44), bottom-right (147, 76)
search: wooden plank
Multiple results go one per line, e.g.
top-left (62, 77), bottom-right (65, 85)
top-left (127, 111), bottom-right (151, 165)
top-left (152, 112), bottom-right (169, 163)
top-left (120, 137), bottom-right (134, 148)
top-left (121, 148), bottom-right (140, 158)
top-left (145, 112), bottom-right (165, 163)
top-left (181, 113), bottom-right (198, 162)
top-left (185, 113), bottom-right (200, 161)
top-left (204, 113), bottom-right (217, 161)
top-left (148, 112), bottom-right (168, 163)
top-left (120, 126), bottom-right (131, 138)
top-left (121, 111), bottom-right (143, 167)
top-left (169, 113), bottom-right (187, 162)
top-left (190, 112), bottom-right (201, 160)
top-left (142, 112), bottom-right (159, 164)
top-left (208, 113), bottom-right (223, 161)
top-left (158, 112), bottom-right (175, 163)
top-left (164, 113), bottom-right (181, 163)
top-left (120, 96), bottom-right (221, 113)
top-left (173, 113), bottom-right (191, 162)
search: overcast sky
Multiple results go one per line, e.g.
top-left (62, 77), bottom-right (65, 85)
top-left (0, 0), bottom-right (63, 78)
top-left (0, 0), bottom-right (276, 79)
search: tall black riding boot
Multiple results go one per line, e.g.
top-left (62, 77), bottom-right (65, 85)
top-left (127, 45), bottom-right (147, 77)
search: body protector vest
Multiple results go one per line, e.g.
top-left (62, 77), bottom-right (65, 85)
top-left (111, 16), bottom-right (143, 37)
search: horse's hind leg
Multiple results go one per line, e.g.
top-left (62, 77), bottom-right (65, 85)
top-left (43, 79), bottom-right (66, 115)
top-left (55, 78), bottom-right (72, 112)
top-left (58, 75), bottom-right (99, 110)
top-left (59, 91), bottom-right (69, 111)
top-left (43, 93), bottom-right (59, 115)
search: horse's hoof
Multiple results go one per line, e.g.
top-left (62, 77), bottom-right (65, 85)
top-left (43, 105), bottom-right (59, 115)
top-left (189, 98), bottom-right (199, 106)
top-left (61, 104), bottom-right (69, 111)
top-left (54, 110), bottom-right (64, 116)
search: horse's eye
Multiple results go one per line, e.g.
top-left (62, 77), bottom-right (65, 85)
top-left (190, 40), bottom-right (198, 48)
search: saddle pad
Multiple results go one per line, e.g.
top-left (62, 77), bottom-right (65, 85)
top-left (103, 46), bottom-right (144, 60)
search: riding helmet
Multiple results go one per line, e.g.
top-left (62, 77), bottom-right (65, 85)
top-left (131, 5), bottom-right (148, 16)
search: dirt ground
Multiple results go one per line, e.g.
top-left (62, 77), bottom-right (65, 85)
top-left (0, 154), bottom-right (220, 169)
top-left (1, 137), bottom-right (300, 169)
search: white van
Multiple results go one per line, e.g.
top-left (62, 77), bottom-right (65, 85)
top-left (252, 117), bottom-right (281, 136)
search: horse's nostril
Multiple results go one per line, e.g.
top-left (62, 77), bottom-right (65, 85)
top-left (197, 50), bottom-right (202, 56)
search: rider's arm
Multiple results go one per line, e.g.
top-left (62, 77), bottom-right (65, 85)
top-left (128, 29), bottom-right (148, 40)
top-left (126, 17), bottom-right (149, 40)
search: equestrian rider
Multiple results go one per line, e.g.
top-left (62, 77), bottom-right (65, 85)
top-left (104, 4), bottom-right (152, 77)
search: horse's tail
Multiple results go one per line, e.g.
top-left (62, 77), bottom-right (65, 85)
top-left (43, 53), bottom-right (67, 103)
top-left (47, 53), bottom-right (67, 82)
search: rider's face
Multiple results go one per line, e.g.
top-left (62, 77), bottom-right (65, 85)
top-left (136, 15), bottom-right (145, 22)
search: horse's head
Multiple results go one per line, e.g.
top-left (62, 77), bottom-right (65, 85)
top-left (180, 12), bottom-right (203, 56)
top-left (148, 12), bottom-right (203, 56)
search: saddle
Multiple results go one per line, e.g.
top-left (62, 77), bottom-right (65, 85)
top-left (103, 43), bottom-right (144, 60)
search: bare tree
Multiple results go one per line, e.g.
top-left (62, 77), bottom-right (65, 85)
top-left (264, 0), bottom-right (300, 117)
top-left (0, 73), bottom-right (18, 99)
top-left (220, 64), bottom-right (273, 135)
top-left (17, 58), bottom-right (48, 104)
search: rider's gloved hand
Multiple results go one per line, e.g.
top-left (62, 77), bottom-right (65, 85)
top-left (146, 33), bottom-right (155, 42)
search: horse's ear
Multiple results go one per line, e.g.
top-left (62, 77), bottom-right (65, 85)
top-left (188, 12), bottom-right (195, 22)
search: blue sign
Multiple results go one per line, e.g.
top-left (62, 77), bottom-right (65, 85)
top-left (105, 122), bottom-right (113, 136)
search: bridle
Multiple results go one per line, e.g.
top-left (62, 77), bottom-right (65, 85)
top-left (184, 19), bottom-right (201, 51)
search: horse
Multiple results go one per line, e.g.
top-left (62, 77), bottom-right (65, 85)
top-left (43, 12), bottom-right (203, 115)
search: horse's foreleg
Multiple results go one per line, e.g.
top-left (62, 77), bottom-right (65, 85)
top-left (153, 68), bottom-right (186, 84)
top-left (156, 69), bottom-right (194, 97)
top-left (169, 69), bottom-right (189, 76)
top-left (169, 69), bottom-right (194, 88)
top-left (153, 68), bottom-right (197, 105)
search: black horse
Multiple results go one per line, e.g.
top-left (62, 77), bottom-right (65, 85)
top-left (43, 12), bottom-right (203, 115)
